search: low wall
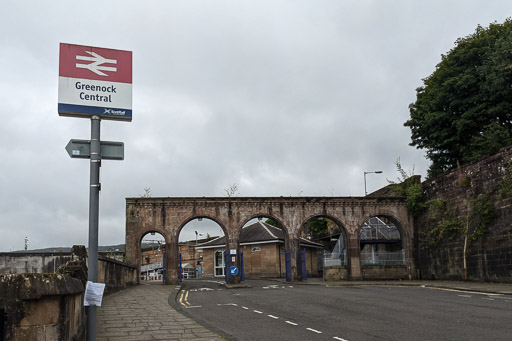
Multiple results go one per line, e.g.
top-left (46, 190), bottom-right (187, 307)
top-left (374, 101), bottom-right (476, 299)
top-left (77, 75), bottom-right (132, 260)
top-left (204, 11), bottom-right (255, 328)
top-left (324, 267), bottom-right (348, 281)
top-left (0, 246), bottom-right (139, 340)
top-left (0, 273), bottom-right (85, 341)
top-left (361, 266), bottom-right (407, 280)
top-left (0, 252), bottom-right (73, 274)
top-left (98, 255), bottom-right (138, 294)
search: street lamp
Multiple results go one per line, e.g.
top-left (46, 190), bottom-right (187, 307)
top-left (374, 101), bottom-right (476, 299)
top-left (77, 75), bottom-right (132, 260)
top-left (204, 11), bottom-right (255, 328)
top-left (364, 171), bottom-right (383, 196)
top-left (195, 231), bottom-right (206, 245)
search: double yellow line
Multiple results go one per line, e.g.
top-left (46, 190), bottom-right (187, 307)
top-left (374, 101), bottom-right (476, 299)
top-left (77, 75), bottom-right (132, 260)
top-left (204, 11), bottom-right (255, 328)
top-left (179, 290), bottom-right (191, 307)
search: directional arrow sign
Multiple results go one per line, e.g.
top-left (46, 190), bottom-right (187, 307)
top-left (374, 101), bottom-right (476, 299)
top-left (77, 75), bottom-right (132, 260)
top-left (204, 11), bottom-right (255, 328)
top-left (66, 139), bottom-right (124, 160)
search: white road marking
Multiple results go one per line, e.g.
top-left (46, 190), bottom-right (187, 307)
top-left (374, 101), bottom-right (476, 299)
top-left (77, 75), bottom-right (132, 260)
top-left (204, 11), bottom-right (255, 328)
top-left (185, 305), bottom-right (202, 308)
top-left (307, 328), bottom-right (322, 334)
top-left (263, 285), bottom-right (280, 289)
top-left (458, 294), bottom-right (472, 298)
top-left (333, 337), bottom-right (349, 341)
top-left (206, 280), bottom-right (224, 285)
top-left (242, 306), bottom-right (249, 310)
top-left (285, 321), bottom-right (298, 326)
top-left (254, 310), bottom-right (263, 314)
top-left (427, 287), bottom-right (503, 296)
top-left (268, 315), bottom-right (279, 319)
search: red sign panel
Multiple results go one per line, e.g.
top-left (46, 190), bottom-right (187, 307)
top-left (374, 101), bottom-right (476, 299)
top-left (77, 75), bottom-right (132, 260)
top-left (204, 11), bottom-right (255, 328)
top-left (59, 43), bottom-right (132, 84)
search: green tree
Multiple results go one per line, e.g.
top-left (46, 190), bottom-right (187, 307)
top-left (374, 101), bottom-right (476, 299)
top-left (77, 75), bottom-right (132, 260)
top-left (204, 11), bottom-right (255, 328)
top-left (405, 19), bottom-right (512, 177)
top-left (265, 218), bottom-right (279, 227)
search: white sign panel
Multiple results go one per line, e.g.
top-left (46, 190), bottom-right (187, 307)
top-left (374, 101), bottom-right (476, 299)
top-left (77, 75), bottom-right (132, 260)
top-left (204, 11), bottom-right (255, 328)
top-left (58, 43), bottom-right (132, 121)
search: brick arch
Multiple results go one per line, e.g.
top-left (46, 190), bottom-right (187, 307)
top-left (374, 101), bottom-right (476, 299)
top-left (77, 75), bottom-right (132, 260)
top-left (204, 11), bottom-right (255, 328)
top-left (125, 196), bottom-right (414, 283)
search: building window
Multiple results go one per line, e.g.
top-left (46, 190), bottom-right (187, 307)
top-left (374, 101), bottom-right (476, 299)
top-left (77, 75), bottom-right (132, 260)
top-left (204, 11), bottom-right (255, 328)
top-left (251, 246), bottom-right (262, 252)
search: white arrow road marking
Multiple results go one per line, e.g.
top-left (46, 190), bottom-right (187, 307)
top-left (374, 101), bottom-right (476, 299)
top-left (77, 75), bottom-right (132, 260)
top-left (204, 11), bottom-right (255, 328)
top-left (199, 287), bottom-right (214, 291)
top-left (76, 51), bottom-right (117, 76)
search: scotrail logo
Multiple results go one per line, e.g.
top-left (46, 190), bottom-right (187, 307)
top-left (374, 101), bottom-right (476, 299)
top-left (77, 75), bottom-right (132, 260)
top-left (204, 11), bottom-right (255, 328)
top-left (104, 108), bottom-right (126, 116)
top-left (76, 51), bottom-right (117, 76)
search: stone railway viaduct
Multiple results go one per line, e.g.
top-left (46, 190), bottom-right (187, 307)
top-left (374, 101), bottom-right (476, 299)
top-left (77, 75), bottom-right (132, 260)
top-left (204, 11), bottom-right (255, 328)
top-left (125, 196), bottom-right (414, 284)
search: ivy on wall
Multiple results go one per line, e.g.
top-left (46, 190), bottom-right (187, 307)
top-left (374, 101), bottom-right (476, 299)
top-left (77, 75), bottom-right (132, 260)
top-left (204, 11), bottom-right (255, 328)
top-left (424, 199), bottom-right (463, 246)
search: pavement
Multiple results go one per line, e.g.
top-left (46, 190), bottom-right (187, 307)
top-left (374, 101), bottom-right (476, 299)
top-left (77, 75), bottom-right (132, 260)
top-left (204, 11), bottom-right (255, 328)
top-left (97, 278), bottom-right (512, 340)
top-left (97, 282), bottom-right (223, 340)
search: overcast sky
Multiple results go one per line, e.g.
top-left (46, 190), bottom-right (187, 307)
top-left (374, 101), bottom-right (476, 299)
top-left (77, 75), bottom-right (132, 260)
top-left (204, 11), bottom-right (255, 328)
top-left (1, 1), bottom-right (510, 251)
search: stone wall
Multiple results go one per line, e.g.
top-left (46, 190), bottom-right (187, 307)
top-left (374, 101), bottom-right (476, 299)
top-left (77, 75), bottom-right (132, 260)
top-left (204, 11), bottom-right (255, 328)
top-left (98, 255), bottom-right (138, 294)
top-left (0, 252), bottom-right (73, 274)
top-left (324, 267), bottom-right (348, 281)
top-left (416, 145), bottom-right (512, 282)
top-left (361, 265), bottom-right (407, 280)
top-left (0, 273), bottom-right (85, 341)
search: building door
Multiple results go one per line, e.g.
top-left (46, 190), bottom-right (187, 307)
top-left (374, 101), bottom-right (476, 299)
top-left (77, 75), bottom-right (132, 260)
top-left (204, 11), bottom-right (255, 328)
top-left (214, 249), bottom-right (225, 277)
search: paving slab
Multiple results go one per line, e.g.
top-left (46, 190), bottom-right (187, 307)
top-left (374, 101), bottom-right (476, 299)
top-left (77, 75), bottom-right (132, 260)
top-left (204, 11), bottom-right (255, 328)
top-left (97, 283), bottom-right (223, 341)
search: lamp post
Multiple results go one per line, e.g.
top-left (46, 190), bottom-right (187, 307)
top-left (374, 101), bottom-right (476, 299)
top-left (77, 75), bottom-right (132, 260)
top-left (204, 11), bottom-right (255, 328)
top-left (195, 231), bottom-right (205, 245)
top-left (364, 171), bottom-right (383, 196)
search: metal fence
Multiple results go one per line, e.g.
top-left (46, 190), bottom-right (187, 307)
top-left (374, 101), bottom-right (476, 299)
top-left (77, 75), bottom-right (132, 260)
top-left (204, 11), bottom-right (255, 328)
top-left (360, 226), bottom-right (401, 240)
top-left (360, 249), bottom-right (405, 266)
top-left (322, 251), bottom-right (347, 267)
top-left (360, 216), bottom-right (401, 241)
top-left (141, 262), bottom-right (162, 272)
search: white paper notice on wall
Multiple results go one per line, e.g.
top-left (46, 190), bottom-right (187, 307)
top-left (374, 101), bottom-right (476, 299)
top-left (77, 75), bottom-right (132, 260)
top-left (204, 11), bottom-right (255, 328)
top-left (84, 281), bottom-right (106, 306)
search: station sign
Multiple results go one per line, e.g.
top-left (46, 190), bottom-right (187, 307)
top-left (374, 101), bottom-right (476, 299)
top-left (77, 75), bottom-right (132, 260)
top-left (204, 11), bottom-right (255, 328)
top-left (58, 43), bottom-right (132, 121)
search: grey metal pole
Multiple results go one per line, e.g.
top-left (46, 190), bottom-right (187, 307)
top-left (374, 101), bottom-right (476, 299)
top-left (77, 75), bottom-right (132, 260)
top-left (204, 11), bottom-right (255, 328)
top-left (87, 115), bottom-right (101, 341)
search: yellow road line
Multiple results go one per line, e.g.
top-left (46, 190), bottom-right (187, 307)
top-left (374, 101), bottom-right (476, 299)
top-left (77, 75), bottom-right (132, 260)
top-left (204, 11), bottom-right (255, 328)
top-left (184, 290), bottom-right (191, 305)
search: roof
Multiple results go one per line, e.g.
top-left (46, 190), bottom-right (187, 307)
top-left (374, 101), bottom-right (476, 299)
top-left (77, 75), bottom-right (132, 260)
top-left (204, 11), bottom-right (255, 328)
top-left (196, 221), bottom-right (323, 249)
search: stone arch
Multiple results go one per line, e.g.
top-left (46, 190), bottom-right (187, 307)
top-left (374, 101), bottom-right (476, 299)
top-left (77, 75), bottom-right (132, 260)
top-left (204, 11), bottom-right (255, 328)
top-left (300, 213), bottom-right (350, 243)
top-left (176, 216), bottom-right (229, 280)
top-left (356, 212), bottom-right (408, 240)
top-left (139, 230), bottom-right (167, 282)
top-left (357, 212), bottom-right (411, 280)
top-left (137, 228), bottom-right (168, 246)
top-left (239, 214), bottom-right (290, 244)
top-left (298, 214), bottom-right (350, 279)
top-left (176, 215), bottom-right (228, 243)
top-left (126, 197), bottom-right (414, 283)
top-left (237, 214), bottom-right (291, 279)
